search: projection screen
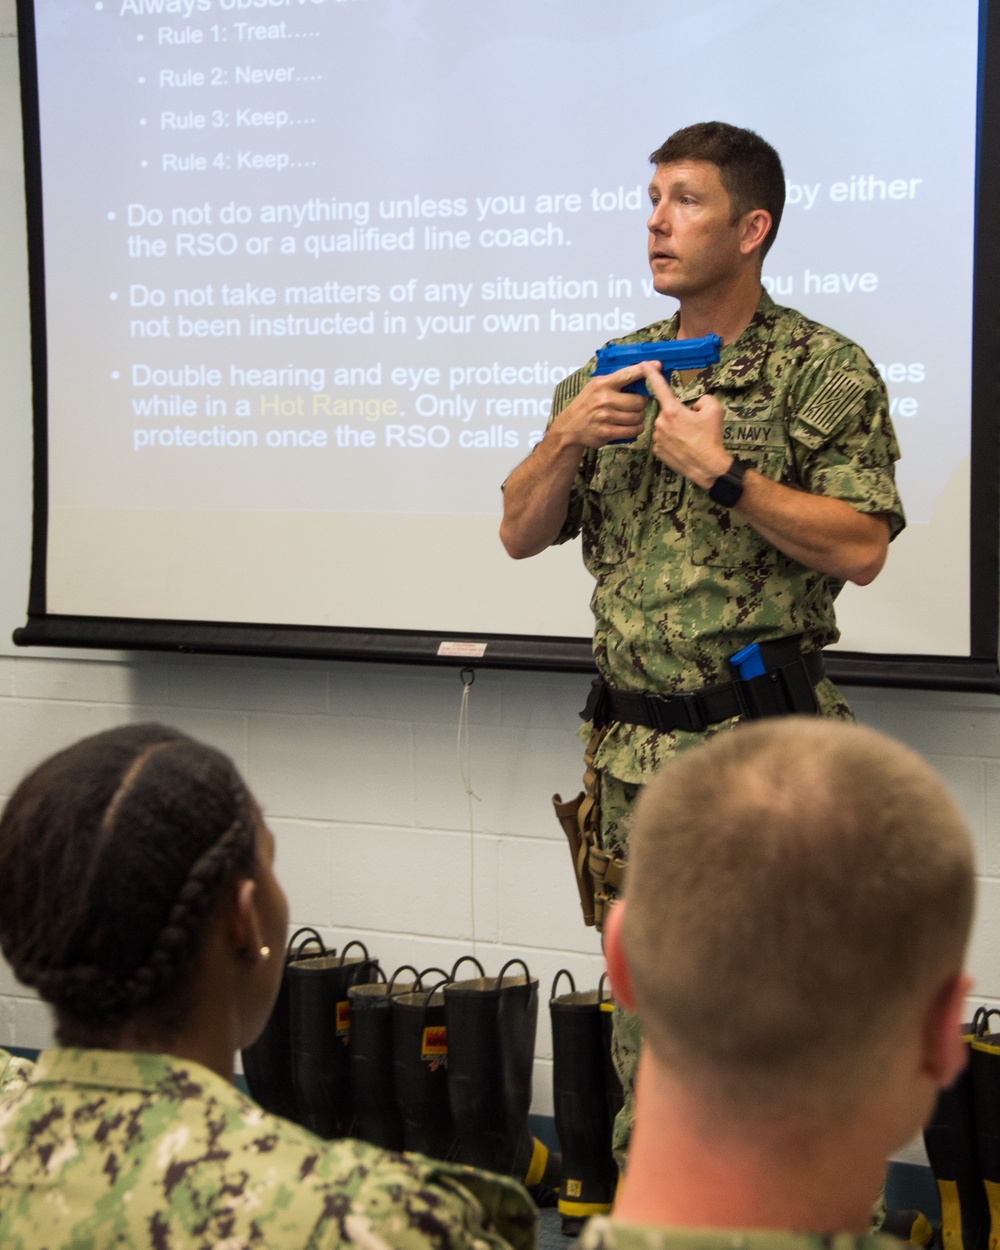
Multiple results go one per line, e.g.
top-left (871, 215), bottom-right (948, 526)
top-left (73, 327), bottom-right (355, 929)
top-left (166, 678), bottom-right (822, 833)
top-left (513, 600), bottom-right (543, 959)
top-left (13, 0), bottom-right (1000, 683)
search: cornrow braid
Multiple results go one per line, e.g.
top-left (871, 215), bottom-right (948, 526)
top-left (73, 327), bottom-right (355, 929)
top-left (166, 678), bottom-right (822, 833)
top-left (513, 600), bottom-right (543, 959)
top-left (0, 725), bottom-right (259, 1044)
top-left (64, 741), bottom-right (175, 947)
top-left (120, 810), bottom-right (253, 1016)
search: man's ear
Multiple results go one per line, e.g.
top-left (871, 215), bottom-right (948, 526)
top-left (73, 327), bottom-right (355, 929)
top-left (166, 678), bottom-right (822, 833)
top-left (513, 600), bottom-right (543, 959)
top-left (739, 208), bottom-right (772, 258)
top-left (922, 971), bottom-right (973, 1088)
top-left (603, 900), bottom-right (637, 1011)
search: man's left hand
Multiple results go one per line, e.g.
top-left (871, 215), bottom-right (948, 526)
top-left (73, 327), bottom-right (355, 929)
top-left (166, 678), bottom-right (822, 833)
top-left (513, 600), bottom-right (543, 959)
top-left (646, 368), bottom-right (732, 489)
top-left (643, 360), bottom-right (890, 586)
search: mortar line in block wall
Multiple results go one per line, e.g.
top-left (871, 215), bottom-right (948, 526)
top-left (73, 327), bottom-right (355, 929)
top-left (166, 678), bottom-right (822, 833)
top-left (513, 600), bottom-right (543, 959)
top-left (280, 928), bottom-right (604, 957)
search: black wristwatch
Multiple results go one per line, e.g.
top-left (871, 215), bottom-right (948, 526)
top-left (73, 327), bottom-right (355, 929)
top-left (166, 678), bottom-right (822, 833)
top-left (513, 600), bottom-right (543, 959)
top-left (707, 456), bottom-right (750, 508)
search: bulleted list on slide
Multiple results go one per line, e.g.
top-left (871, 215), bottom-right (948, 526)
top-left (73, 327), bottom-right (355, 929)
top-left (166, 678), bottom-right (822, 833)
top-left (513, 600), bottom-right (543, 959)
top-left (37, 0), bottom-right (969, 523)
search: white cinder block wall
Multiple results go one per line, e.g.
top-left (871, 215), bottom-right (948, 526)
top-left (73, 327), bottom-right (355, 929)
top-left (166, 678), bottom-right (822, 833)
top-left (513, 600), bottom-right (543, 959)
top-left (1, 653), bottom-right (999, 1122)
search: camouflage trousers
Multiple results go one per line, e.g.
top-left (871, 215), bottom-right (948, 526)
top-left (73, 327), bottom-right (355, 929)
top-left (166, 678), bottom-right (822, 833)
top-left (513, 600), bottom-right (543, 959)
top-left (596, 770), bottom-right (643, 1171)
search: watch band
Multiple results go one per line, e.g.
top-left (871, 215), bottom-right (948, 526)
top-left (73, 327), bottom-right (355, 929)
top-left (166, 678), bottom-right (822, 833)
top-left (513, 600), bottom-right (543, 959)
top-left (707, 456), bottom-right (750, 508)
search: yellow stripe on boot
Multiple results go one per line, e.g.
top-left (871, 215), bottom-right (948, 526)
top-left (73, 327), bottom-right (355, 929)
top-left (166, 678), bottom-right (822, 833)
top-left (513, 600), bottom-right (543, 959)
top-left (939, 1179), bottom-right (965, 1250)
top-left (523, 1137), bottom-right (549, 1188)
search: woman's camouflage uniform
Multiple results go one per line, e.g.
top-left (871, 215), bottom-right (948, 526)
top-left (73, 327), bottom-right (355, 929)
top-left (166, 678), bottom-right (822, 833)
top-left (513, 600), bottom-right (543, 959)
top-left (0, 1048), bottom-right (33, 1101)
top-left (0, 1048), bottom-right (535, 1250)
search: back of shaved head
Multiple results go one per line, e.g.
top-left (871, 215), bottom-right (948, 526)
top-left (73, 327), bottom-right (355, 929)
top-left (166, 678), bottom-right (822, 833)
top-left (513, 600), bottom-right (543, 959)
top-left (621, 718), bottom-right (975, 1114)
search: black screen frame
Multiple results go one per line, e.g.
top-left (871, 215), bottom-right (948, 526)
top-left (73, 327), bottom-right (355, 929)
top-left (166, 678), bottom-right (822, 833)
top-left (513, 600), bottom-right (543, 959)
top-left (12, 0), bottom-right (1000, 692)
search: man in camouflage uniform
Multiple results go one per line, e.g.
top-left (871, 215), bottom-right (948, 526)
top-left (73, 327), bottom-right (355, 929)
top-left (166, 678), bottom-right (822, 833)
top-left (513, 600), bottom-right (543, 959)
top-left (585, 718), bottom-right (974, 1250)
top-left (0, 1047), bottom-right (535, 1250)
top-left (499, 122), bottom-right (904, 1162)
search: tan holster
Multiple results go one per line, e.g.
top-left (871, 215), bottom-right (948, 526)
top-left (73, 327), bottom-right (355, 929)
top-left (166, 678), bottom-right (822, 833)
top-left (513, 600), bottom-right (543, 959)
top-left (552, 727), bottom-right (625, 932)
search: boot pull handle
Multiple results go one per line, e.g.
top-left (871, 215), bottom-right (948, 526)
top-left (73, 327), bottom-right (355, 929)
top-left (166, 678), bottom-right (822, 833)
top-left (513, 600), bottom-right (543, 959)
top-left (598, 971), bottom-right (613, 1003)
top-left (423, 977), bottom-right (453, 1005)
top-left (449, 955), bottom-right (486, 982)
top-left (415, 966), bottom-right (449, 989)
top-left (338, 939), bottom-right (371, 967)
top-left (286, 928), bottom-right (327, 962)
top-left (550, 968), bottom-right (575, 1001)
top-left (497, 957), bottom-right (532, 991)
top-left (387, 964), bottom-right (422, 994)
top-left (973, 1006), bottom-right (1000, 1037)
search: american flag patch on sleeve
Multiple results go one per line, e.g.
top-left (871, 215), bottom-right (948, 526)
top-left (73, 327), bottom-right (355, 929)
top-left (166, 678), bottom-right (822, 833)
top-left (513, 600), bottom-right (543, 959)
top-left (796, 372), bottom-right (868, 438)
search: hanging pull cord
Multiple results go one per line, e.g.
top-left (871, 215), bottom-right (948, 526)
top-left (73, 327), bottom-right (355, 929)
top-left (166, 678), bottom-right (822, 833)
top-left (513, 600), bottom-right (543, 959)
top-left (457, 666), bottom-right (481, 954)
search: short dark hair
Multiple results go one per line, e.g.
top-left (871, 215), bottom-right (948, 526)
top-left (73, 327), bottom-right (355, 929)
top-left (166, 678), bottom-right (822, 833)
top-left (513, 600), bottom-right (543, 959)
top-left (0, 724), bottom-right (259, 1046)
top-left (649, 121), bottom-right (785, 259)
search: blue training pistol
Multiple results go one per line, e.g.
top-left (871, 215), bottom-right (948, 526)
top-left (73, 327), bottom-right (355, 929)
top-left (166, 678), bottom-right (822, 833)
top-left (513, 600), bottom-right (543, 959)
top-left (593, 332), bottom-right (722, 395)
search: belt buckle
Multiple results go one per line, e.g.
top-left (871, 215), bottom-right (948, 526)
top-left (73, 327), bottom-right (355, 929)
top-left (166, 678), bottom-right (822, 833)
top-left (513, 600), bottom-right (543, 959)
top-left (641, 693), bottom-right (671, 734)
top-left (642, 691), bottom-right (707, 735)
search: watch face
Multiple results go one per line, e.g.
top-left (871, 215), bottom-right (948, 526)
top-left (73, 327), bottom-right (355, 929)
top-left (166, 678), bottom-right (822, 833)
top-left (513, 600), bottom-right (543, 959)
top-left (708, 459), bottom-right (746, 508)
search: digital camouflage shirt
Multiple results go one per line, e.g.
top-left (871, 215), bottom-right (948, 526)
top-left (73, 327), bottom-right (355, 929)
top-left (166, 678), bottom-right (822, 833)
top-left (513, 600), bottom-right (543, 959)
top-left (0, 1048), bottom-right (33, 1100)
top-left (552, 291), bottom-right (904, 785)
top-left (0, 1048), bottom-right (536, 1250)
top-left (574, 1217), bottom-right (903, 1250)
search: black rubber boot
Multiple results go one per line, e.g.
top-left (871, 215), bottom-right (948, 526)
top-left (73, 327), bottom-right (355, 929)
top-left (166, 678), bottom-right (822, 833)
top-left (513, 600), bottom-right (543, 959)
top-left (348, 967), bottom-right (404, 1151)
top-left (348, 965), bottom-right (447, 1151)
top-left (924, 1019), bottom-right (990, 1250)
top-left (444, 956), bottom-right (557, 1189)
top-left (971, 1009), bottom-right (1000, 1250)
top-left (289, 938), bottom-right (378, 1139)
top-left (241, 927), bottom-right (324, 1126)
top-left (550, 970), bottom-right (616, 1235)
top-left (392, 977), bottom-right (458, 1160)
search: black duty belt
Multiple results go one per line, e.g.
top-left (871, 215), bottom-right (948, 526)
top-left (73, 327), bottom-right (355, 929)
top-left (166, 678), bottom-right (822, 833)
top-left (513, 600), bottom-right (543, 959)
top-left (582, 636), bottom-right (825, 735)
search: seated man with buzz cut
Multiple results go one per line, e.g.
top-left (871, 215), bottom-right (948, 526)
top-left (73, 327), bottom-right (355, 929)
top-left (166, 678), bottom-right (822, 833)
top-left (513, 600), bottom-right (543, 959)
top-left (588, 717), bottom-right (975, 1250)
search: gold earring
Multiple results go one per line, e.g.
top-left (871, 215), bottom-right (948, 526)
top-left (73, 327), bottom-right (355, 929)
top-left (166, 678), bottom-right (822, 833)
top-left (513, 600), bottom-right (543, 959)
top-left (259, 946), bottom-right (271, 962)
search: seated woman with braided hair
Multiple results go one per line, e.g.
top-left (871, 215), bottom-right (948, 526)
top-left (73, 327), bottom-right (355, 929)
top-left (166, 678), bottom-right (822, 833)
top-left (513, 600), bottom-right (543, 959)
top-left (0, 724), bottom-right (534, 1250)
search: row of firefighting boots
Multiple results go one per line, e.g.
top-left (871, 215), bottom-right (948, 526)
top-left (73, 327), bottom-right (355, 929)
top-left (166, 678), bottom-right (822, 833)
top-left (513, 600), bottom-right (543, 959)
top-left (240, 929), bottom-right (561, 1196)
top-left (914, 1008), bottom-right (1000, 1250)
